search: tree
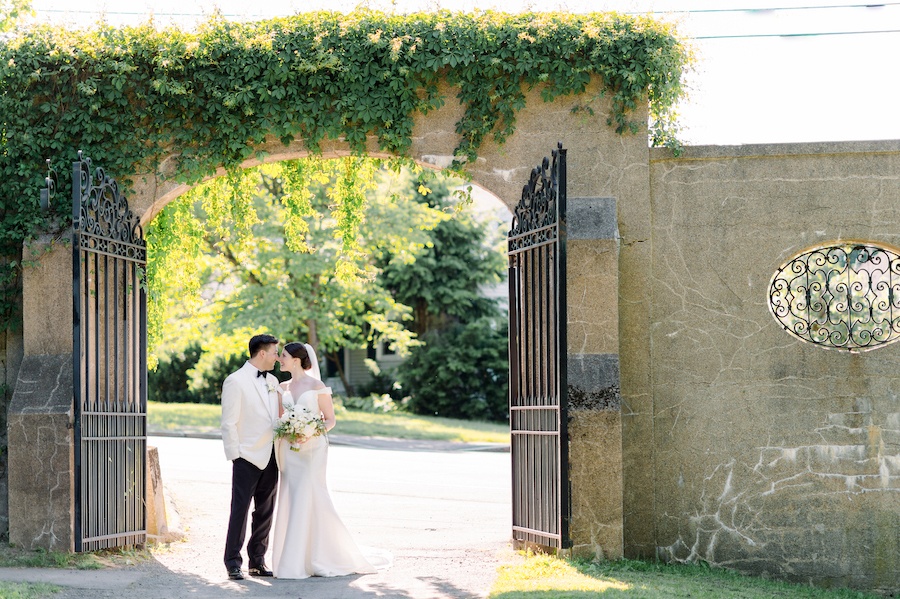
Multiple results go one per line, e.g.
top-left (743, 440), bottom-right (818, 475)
top-left (377, 171), bottom-right (511, 421)
top-left (147, 343), bottom-right (202, 403)
top-left (397, 318), bottom-right (509, 422)
top-left (378, 172), bottom-right (506, 335)
top-left (146, 157), bottom-right (445, 396)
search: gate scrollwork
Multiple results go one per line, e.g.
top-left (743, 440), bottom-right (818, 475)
top-left (508, 142), bottom-right (563, 253)
top-left (74, 151), bottom-right (145, 261)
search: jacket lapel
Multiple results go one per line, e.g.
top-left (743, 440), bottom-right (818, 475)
top-left (244, 364), bottom-right (274, 420)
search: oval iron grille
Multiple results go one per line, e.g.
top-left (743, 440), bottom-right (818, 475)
top-left (768, 242), bottom-right (900, 351)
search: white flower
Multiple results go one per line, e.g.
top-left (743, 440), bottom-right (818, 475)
top-left (274, 405), bottom-right (325, 451)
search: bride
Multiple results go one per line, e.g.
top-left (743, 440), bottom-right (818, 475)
top-left (270, 341), bottom-right (378, 579)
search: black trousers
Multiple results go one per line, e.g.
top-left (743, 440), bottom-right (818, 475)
top-left (223, 449), bottom-right (278, 570)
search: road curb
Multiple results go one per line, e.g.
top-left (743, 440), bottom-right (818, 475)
top-left (148, 430), bottom-right (510, 453)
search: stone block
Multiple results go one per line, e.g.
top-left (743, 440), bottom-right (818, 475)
top-left (145, 446), bottom-right (167, 537)
top-left (568, 409), bottom-right (623, 559)
top-left (568, 354), bottom-right (619, 404)
top-left (568, 197), bottom-right (618, 241)
top-left (7, 354), bottom-right (74, 551)
top-left (567, 239), bottom-right (619, 355)
top-left (22, 236), bottom-right (73, 356)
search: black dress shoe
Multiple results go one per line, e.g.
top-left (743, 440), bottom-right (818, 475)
top-left (227, 567), bottom-right (244, 580)
top-left (249, 563), bottom-right (273, 577)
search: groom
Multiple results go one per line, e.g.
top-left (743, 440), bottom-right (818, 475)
top-left (221, 333), bottom-right (281, 581)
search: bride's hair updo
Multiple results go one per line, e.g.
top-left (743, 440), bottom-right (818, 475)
top-left (282, 342), bottom-right (312, 371)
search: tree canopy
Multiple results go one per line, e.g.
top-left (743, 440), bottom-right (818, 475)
top-left (147, 157), bottom-right (507, 399)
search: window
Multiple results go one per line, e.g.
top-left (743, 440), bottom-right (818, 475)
top-left (376, 341), bottom-right (399, 361)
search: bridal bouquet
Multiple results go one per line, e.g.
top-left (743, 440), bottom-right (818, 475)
top-left (274, 406), bottom-right (326, 451)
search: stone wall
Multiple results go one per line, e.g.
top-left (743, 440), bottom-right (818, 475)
top-left (637, 140), bottom-right (900, 592)
top-left (8, 354), bottom-right (74, 551)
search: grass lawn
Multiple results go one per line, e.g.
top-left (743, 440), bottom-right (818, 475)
top-left (489, 554), bottom-right (880, 599)
top-left (148, 401), bottom-right (510, 444)
top-left (0, 544), bottom-right (102, 569)
top-left (0, 581), bottom-right (61, 598)
top-left (0, 543), bottom-right (147, 570)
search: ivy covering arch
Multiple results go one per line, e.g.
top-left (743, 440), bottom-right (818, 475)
top-left (0, 10), bottom-right (691, 330)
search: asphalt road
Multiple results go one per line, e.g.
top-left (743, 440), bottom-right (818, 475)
top-left (1, 436), bottom-right (517, 599)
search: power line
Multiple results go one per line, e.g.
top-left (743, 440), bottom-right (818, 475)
top-left (696, 28), bottom-right (900, 38)
top-left (629, 2), bottom-right (900, 15)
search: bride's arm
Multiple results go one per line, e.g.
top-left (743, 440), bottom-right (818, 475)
top-left (317, 390), bottom-right (336, 432)
top-left (277, 382), bottom-right (288, 417)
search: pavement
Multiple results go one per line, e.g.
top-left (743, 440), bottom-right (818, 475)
top-left (1, 434), bottom-right (518, 599)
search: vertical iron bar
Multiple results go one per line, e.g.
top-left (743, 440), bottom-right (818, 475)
top-left (140, 255), bottom-right (149, 543)
top-left (72, 159), bottom-right (83, 552)
top-left (556, 147), bottom-right (570, 547)
top-left (507, 264), bottom-right (519, 537)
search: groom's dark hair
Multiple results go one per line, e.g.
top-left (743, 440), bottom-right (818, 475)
top-left (249, 334), bottom-right (278, 358)
top-left (283, 342), bottom-right (312, 370)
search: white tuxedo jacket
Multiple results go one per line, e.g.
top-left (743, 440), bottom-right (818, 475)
top-left (221, 362), bottom-right (280, 470)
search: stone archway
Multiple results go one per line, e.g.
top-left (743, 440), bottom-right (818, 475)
top-left (7, 78), bottom-right (642, 560)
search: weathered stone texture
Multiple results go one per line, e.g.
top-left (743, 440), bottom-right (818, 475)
top-left (641, 141), bottom-right (900, 592)
top-left (565, 198), bottom-right (626, 559)
top-left (7, 354), bottom-right (74, 551)
top-left (569, 409), bottom-right (623, 559)
top-left (568, 239), bottom-right (619, 356)
top-left (619, 236), bottom-right (656, 557)
top-left (22, 235), bottom-right (73, 356)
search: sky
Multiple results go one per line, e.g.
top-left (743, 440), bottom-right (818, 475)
top-left (24, 0), bottom-right (900, 147)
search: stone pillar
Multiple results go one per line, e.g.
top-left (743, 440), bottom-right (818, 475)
top-left (565, 197), bottom-right (623, 558)
top-left (7, 234), bottom-right (76, 551)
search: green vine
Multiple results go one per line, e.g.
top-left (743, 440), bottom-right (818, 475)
top-left (0, 10), bottom-right (692, 331)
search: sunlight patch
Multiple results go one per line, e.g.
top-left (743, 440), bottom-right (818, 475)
top-left (490, 553), bottom-right (631, 595)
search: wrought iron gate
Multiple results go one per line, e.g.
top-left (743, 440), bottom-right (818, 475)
top-left (72, 152), bottom-right (148, 551)
top-left (507, 143), bottom-right (570, 549)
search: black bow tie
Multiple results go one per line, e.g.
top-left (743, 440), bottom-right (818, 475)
top-left (256, 370), bottom-right (266, 378)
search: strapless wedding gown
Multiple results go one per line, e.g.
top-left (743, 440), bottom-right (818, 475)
top-left (270, 388), bottom-right (380, 579)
